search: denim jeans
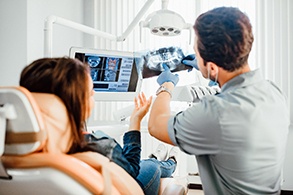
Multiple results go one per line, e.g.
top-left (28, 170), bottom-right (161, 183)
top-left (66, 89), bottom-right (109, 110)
top-left (136, 158), bottom-right (177, 195)
top-left (81, 130), bottom-right (176, 195)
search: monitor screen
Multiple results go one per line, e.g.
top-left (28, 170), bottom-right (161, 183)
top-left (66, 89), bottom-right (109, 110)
top-left (69, 47), bottom-right (142, 101)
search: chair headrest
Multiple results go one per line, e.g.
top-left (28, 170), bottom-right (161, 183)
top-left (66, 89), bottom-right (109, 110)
top-left (0, 87), bottom-right (46, 155)
top-left (0, 87), bottom-right (73, 155)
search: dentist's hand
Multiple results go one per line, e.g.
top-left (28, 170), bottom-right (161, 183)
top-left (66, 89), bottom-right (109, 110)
top-left (157, 64), bottom-right (179, 86)
top-left (182, 54), bottom-right (219, 87)
top-left (181, 54), bottom-right (199, 70)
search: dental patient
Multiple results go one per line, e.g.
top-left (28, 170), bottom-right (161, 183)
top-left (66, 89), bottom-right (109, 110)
top-left (19, 57), bottom-right (178, 195)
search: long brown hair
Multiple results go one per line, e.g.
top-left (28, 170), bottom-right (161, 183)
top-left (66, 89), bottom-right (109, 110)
top-left (20, 57), bottom-right (90, 152)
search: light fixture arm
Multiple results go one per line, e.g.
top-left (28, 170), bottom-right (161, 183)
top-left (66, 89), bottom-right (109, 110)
top-left (44, 0), bottom-right (156, 57)
top-left (161, 0), bottom-right (169, 9)
top-left (44, 16), bottom-right (117, 57)
top-left (117, 0), bottom-right (155, 42)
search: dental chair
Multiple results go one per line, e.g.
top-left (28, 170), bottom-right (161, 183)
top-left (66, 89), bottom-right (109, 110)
top-left (0, 86), bottom-right (186, 195)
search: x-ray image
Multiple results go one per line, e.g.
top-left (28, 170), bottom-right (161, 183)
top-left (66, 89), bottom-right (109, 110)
top-left (88, 56), bottom-right (101, 68)
top-left (85, 55), bottom-right (105, 81)
top-left (135, 46), bottom-right (192, 79)
top-left (104, 58), bottom-right (120, 82)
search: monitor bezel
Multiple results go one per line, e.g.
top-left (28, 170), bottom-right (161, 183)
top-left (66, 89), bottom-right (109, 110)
top-left (69, 47), bottom-right (142, 102)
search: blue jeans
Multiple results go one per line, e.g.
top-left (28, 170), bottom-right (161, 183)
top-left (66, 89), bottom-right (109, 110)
top-left (136, 158), bottom-right (177, 195)
top-left (81, 130), bottom-right (176, 195)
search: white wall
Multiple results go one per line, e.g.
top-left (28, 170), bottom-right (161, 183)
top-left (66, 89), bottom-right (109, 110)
top-left (0, 0), bottom-right (28, 86)
top-left (0, 0), bottom-right (84, 86)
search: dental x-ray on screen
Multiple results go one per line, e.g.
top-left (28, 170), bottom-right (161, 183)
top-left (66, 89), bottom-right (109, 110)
top-left (135, 46), bottom-right (193, 79)
top-left (69, 47), bottom-right (142, 101)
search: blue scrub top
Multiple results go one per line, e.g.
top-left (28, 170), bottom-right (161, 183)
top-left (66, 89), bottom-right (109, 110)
top-left (168, 69), bottom-right (290, 195)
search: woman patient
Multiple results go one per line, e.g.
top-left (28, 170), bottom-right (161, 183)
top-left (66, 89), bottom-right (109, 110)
top-left (19, 57), bottom-right (178, 195)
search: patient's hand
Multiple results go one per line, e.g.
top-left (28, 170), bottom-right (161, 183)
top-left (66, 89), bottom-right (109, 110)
top-left (129, 92), bottom-right (152, 131)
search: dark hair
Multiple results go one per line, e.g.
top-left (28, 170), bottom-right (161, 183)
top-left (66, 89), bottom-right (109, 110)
top-left (19, 57), bottom-right (90, 152)
top-left (194, 7), bottom-right (254, 71)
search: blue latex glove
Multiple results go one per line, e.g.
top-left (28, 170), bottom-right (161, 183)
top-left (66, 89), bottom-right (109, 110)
top-left (182, 54), bottom-right (219, 87)
top-left (181, 54), bottom-right (199, 70)
top-left (208, 80), bottom-right (218, 86)
top-left (157, 64), bottom-right (179, 86)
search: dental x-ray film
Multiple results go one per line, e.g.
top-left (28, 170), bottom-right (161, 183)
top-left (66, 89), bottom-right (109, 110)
top-left (135, 46), bottom-right (192, 79)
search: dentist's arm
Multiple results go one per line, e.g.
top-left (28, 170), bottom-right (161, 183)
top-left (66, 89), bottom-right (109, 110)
top-left (148, 64), bottom-right (178, 145)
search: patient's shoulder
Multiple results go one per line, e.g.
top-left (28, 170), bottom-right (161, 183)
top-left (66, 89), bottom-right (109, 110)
top-left (31, 92), bottom-right (73, 154)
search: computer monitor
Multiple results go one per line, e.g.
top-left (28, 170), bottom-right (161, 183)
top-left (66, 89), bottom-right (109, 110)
top-left (69, 47), bottom-right (142, 101)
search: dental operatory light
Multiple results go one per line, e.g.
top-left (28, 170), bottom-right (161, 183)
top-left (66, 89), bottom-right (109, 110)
top-left (139, 0), bottom-right (192, 42)
top-left (44, 0), bottom-right (191, 57)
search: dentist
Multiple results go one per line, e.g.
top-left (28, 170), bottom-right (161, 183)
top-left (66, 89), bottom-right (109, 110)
top-left (148, 6), bottom-right (290, 195)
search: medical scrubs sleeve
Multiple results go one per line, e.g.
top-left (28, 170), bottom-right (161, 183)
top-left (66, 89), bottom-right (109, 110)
top-left (168, 99), bottom-right (222, 155)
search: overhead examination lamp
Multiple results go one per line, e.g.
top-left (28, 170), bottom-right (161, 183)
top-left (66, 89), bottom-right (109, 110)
top-left (139, 0), bottom-right (192, 42)
top-left (44, 0), bottom-right (192, 57)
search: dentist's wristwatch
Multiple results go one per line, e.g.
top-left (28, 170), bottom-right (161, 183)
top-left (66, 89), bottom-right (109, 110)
top-left (156, 85), bottom-right (172, 97)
